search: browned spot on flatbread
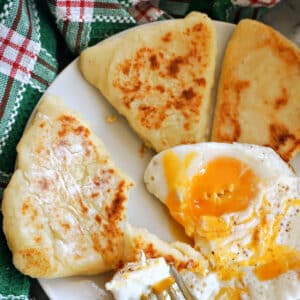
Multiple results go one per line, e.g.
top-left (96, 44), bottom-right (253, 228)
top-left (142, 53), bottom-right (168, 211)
top-left (38, 178), bottom-right (50, 191)
top-left (235, 80), bottom-right (250, 94)
top-left (193, 23), bottom-right (202, 32)
top-left (83, 139), bottom-right (94, 157)
top-left (34, 236), bottom-right (42, 244)
top-left (31, 208), bottom-right (38, 222)
top-left (185, 27), bottom-right (191, 35)
top-left (149, 54), bottom-right (159, 70)
top-left (35, 143), bottom-right (44, 154)
top-left (122, 61), bottom-right (130, 75)
top-left (17, 248), bottom-right (52, 277)
top-left (74, 125), bottom-right (90, 137)
top-left (36, 224), bottom-right (44, 230)
top-left (58, 114), bottom-right (89, 137)
top-left (274, 87), bottom-right (288, 110)
top-left (269, 123), bottom-right (294, 151)
top-left (91, 192), bottom-right (99, 198)
top-left (22, 201), bottom-right (30, 215)
top-left (168, 56), bottom-right (184, 77)
top-left (58, 115), bottom-right (76, 123)
top-left (161, 32), bottom-right (172, 42)
top-left (77, 195), bottom-right (88, 214)
top-left (105, 180), bottom-right (126, 220)
top-left (95, 214), bottom-right (102, 224)
top-left (267, 123), bottom-right (300, 161)
top-left (155, 85), bottom-right (165, 93)
top-left (138, 105), bottom-right (166, 130)
top-left (215, 80), bottom-right (250, 141)
top-left (181, 88), bottom-right (195, 100)
top-left (194, 78), bottom-right (206, 87)
top-left (58, 127), bottom-right (67, 137)
top-left (105, 168), bottom-right (114, 174)
top-left (184, 123), bottom-right (190, 130)
top-left (263, 30), bottom-right (300, 67)
top-left (91, 233), bottom-right (102, 253)
top-left (39, 122), bottom-right (46, 128)
top-left (93, 171), bottom-right (112, 188)
top-left (61, 223), bottom-right (71, 231)
top-left (91, 192), bottom-right (125, 266)
top-left (139, 143), bottom-right (146, 158)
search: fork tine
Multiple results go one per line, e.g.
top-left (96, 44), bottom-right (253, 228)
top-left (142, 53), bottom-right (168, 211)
top-left (168, 286), bottom-right (179, 300)
top-left (156, 293), bottom-right (165, 300)
top-left (149, 291), bottom-right (172, 300)
top-left (169, 264), bottom-right (196, 300)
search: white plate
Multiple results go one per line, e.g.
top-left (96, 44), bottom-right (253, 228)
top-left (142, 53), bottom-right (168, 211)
top-left (35, 20), bottom-right (299, 300)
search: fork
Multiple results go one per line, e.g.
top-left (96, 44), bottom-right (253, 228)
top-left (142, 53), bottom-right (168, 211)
top-left (147, 264), bottom-right (196, 300)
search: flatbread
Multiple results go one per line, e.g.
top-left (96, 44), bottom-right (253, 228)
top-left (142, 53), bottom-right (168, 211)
top-left (2, 95), bottom-right (134, 278)
top-left (123, 224), bottom-right (208, 274)
top-left (79, 12), bottom-right (216, 152)
top-left (2, 95), bottom-right (209, 278)
top-left (212, 19), bottom-right (300, 161)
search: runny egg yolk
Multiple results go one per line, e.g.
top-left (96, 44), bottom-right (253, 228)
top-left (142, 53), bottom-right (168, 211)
top-left (162, 151), bottom-right (259, 235)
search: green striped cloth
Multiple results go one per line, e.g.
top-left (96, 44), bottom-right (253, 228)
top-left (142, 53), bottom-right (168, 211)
top-left (0, 0), bottom-right (277, 299)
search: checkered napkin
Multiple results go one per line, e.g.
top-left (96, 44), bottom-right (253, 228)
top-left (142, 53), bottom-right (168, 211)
top-left (0, 0), bottom-right (279, 299)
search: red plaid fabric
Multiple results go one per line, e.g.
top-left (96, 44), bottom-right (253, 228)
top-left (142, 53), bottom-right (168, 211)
top-left (128, 1), bottom-right (164, 23)
top-left (0, 23), bottom-right (39, 84)
top-left (232, 0), bottom-right (280, 7)
top-left (56, 0), bottom-right (94, 21)
top-left (251, 0), bottom-right (279, 5)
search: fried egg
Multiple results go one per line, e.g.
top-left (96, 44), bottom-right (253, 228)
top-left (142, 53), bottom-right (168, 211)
top-left (145, 143), bottom-right (294, 240)
top-left (144, 143), bottom-right (300, 299)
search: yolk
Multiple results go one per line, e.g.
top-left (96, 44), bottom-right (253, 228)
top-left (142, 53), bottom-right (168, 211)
top-left (163, 151), bottom-right (259, 235)
top-left (151, 277), bottom-right (175, 294)
top-left (253, 248), bottom-right (300, 281)
top-left (187, 157), bottom-right (259, 217)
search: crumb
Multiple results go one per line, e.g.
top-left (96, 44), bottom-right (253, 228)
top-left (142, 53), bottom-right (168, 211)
top-left (106, 115), bottom-right (118, 123)
top-left (139, 143), bottom-right (147, 158)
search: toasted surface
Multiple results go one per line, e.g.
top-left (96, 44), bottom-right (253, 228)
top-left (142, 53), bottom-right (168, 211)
top-left (79, 12), bottom-right (216, 152)
top-left (123, 224), bottom-right (208, 274)
top-left (212, 19), bottom-right (300, 161)
top-left (1, 95), bottom-right (134, 278)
